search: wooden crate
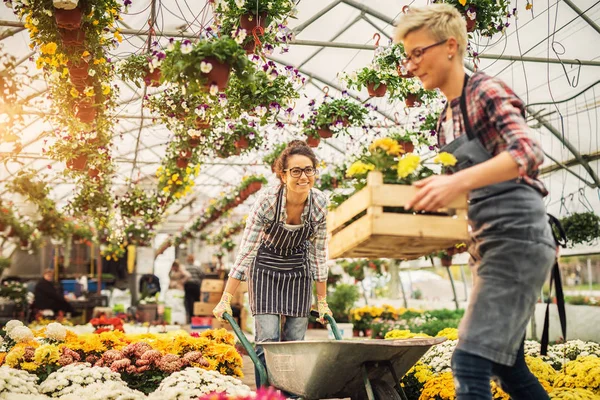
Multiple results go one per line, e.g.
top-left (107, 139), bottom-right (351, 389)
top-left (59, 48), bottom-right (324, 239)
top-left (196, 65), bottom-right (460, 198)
top-left (327, 172), bottom-right (469, 260)
top-left (201, 279), bottom-right (224, 293)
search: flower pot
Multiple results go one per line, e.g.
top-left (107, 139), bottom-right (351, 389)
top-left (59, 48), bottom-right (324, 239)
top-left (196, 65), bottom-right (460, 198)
top-left (234, 135), bottom-right (249, 150)
top-left (67, 154), bottom-right (87, 171)
top-left (399, 141), bottom-right (414, 153)
top-left (194, 117), bottom-right (210, 129)
top-left (189, 137), bottom-right (200, 148)
top-left (405, 93), bottom-right (420, 108)
top-left (202, 56), bottom-right (231, 91)
top-left (441, 256), bottom-right (453, 267)
top-left (176, 157), bottom-right (189, 169)
top-left (76, 103), bottom-right (96, 123)
top-left (137, 303), bottom-right (158, 323)
top-left (353, 329), bottom-right (361, 337)
top-left (88, 168), bottom-right (100, 179)
top-left (367, 82), bottom-right (387, 97)
top-left (53, 0), bottom-right (78, 10)
top-left (54, 7), bottom-right (83, 30)
top-left (240, 12), bottom-right (268, 31)
top-left (68, 61), bottom-right (89, 81)
top-left (465, 8), bottom-right (477, 32)
top-left (143, 68), bottom-right (161, 87)
top-left (180, 149), bottom-right (192, 159)
top-left (243, 40), bottom-right (257, 54)
top-left (396, 64), bottom-right (414, 78)
top-left (59, 28), bottom-right (85, 46)
top-left (248, 181), bottom-right (262, 194)
top-left (317, 127), bottom-right (333, 139)
top-left (306, 136), bottom-right (320, 148)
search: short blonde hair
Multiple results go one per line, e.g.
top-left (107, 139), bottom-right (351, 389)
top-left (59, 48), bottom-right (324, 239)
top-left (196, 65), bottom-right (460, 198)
top-left (394, 4), bottom-right (467, 59)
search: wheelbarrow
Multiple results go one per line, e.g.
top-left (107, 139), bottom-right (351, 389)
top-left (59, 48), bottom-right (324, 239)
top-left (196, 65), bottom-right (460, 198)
top-left (223, 311), bottom-right (445, 400)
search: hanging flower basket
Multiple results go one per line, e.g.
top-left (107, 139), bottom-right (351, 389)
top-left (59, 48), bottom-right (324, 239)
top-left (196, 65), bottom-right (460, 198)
top-left (317, 127), bottom-right (333, 139)
top-left (405, 93), bottom-right (420, 108)
top-left (234, 135), bottom-right (249, 150)
top-left (176, 157), bottom-right (189, 169)
top-left (76, 101), bottom-right (96, 123)
top-left (202, 57), bottom-right (232, 91)
top-left (466, 17), bottom-right (477, 32)
top-left (54, 7), bottom-right (83, 30)
top-left (68, 61), bottom-right (89, 81)
top-left (243, 40), bottom-right (257, 55)
top-left (396, 65), bottom-right (414, 79)
top-left (66, 154), bottom-right (88, 171)
top-left (367, 82), bottom-right (387, 97)
top-left (189, 137), bottom-right (200, 148)
top-left (247, 181), bottom-right (263, 194)
top-left (53, 0), bottom-right (78, 10)
top-left (240, 12), bottom-right (268, 31)
top-left (194, 117), bottom-right (210, 129)
top-left (441, 255), bottom-right (453, 267)
top-left (306, 136), bottom-right (320, 148)
top-left (59, 28), bottom-right (85, 46)
top-left (88, 168), bottom-right (100, 179)
top-left (143, 68), bottom-right (161, 87)
top-left (398, 141), bottom-right (414, 153)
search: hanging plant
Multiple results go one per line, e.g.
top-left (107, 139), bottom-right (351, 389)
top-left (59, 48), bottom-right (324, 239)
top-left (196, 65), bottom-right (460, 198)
top-left (342, 66), bottom-right (403, 98)
top-left (313, 98), bottom-right (368, 138)
top-left (262, 142), bottom-right (287, 172)
top-left (436, 0), bottom-right (512, 37)
top-left (117, 51), bottom-right (165, 88)
top-left (561, 212), bottom-right (600, 247)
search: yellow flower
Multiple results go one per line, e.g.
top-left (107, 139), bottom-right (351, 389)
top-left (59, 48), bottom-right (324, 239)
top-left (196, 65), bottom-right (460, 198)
top-left (346, 161), bottom-right (375, 178)
top-left (369, 137), bottom-right (403, 156)
top-left (5, 347), bottom-right (25, 368)
top-left (525, 2), bottom-right (533, 10)
top-left (82, 50), bottom-right (90, 58)
top-left (92, 20), bottom-right (99, 25)
top-left (102, 83), bottom-right (111, 95)
top-left (40, 42), bottom-right (57, 55)
top-left (35, 57), bottom-right (45, 69)
top-left (34, 344), bottom-right (60, 365)
top-left (114, 30), bottom-right (123, 42)
top-left (62, 67), bottom-right (69, 78)
top-left (433, 152), bottom-right (458, 167)
top-left (436, 327), bottom-right (459, 340)
top-left (459, 0), bottom-right (467, 5)
top-left (93, 58), bottom-right (106, 65)
top-left (84, 87), bottom-right (95, 97)
top-left (171, 173), bottom-right (179, 182)
top-left (162, 186), bottom-right (171, 193)
top-left (397, 154), bottom-right (420, 178)
top-left (70, 87), bottom-right (80, 98)
top-left (21, 362), bottom-right (38, 371)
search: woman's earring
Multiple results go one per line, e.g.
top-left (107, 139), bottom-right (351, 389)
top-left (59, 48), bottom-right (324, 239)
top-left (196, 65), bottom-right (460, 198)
top-left (448, 55), bottom-right (453, 60)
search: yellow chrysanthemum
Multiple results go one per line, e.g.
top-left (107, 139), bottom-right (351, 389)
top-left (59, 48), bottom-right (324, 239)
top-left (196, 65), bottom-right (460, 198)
top-left (436, 327), bottom-right (459, 340)
top-left (369, 137), bottom-right (403, 156)
top-left (397, 153), bottom-right (421, 178)
top-left (419, 371), bottom-right (456, 400)
top-left (549, 388), bottom-right (597, 399)
top-left (40, 42), bottom-right (57, 55)
top-left (34, 344), bottom-right (60, 365)
top-left (5, 347), bottom-right (25, 368)
top-left (434, 152), bottom-right (458, 167)
top-left (346, 161), bottom-right (375, 178)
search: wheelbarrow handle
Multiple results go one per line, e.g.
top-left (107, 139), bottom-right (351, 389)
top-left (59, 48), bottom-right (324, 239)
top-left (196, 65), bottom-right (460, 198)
top-left (310, 310), bottom-right (343, 340)
top-left (222, 312), bottom-right (268, 388)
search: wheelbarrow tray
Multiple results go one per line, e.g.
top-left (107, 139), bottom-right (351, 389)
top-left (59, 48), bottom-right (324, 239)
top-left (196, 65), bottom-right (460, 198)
top-left (262, 337), bottom-right (445, 399)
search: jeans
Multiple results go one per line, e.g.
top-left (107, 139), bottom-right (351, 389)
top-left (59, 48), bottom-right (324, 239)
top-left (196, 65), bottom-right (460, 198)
top-left (183, 281), bottom-right (201, 323)
top-left (451, 341), bottom-right (550, 400)
top-left (254, 314), bottom-right (308, 392)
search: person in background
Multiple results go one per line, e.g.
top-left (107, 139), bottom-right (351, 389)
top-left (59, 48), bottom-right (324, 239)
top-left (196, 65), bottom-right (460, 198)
top-left (212, 140), bottom-right (332, 391)
top-left (395, 5), bottom-right (555, 399)
top-left (168, 260), bottom-right (190, 291)
top-left (33, 269), bottom-right (77, 316)
top-left (139, 274), bottom-right (161, 298)
top-left (184, 254), bottom-right (204, 323)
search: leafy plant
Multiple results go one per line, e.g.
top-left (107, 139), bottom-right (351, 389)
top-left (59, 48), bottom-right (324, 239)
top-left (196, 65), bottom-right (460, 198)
top-left (561, 212), bottom-right (600, 246)
top-left (436, 0), bottom-right (511, 37)
top-left (315, 98), bottom-right (368, 130)
top-left (326, 283), bottom-right (359, 323)
top-left (117, 51), bottom-right (165, 87)
top-left (262, 142), bottom-right (287, 170)
top-left (342, 66), bottom-right (403, 97)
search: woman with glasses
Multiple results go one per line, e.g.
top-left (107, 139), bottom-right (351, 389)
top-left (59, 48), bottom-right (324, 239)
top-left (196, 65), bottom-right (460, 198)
top-left (395, 4), bottom-right (555, 400)
top-left (213, 140), bottom-right (332, 390)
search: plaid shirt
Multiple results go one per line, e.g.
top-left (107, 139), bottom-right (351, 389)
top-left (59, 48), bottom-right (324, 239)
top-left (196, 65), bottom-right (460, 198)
top-left (438, 72), bottom-right (548, 196)
top-left (228, 185), bottom-right (329, 282)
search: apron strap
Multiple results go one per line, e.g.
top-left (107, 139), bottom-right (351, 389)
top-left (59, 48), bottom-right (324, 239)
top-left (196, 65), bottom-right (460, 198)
top-left (273, 186), bottom-right (284, 224)
top-left (540, 214), bottom-right (567, 355)
top-left (458, 73), bottom-right (476, 141)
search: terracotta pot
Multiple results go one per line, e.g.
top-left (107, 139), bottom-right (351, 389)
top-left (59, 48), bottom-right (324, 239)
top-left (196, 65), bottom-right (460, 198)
top-left (234, 135), bottom-right (249, 150)
top-left (76, 104), bottom-right (96, 123)
top-left (137, 303), bottom-right (157, 323)
top-left (441, 256), bottom-right (453, 267)
top-left (143, 68), bottom-right (161, 87)
top-left (243, 40), bottom-right (257, 54)
top-left (317, 127), bottom-right (332, 139)
top-left (240, 12), bottom-right (268, 31)
top-left (202, 56), bottom-right (231, 91)
top-left (367, 82), bottom-right (387, 97)
top-left (176, 157), bottom-right (189, 169)
top-left (194, 117), bottom-right (210, 130)
top-left (53, 0), bottom-right (78, 10)
top-left (189, 137), bottom-right (200, 148)
top-left (59, 28), bottom-right (85, 46)
top-left (405, 93), bottom-right (420, 108)
top-left (399, 141), bottom-right (414, 153)
top-left (353, 330), bottom-right (361, 337)
top-left (248, 181), bottom-right (262, 194)
top-left (88, 168), bottom-right (100, 179)
top-left (67, 154), bottom-right (88, 171)
top-left (180, 149), bottom-right (192, 159)
top-left (54, 7), bottom-right (83, 30)
top-left (466, 17), bottom-right (477, 32)
top-left (0, 223), bottom-right (5, 232)
top-left (306, 136), bottom-right (320, 148)
top-left (396, 64), bottom-right (414, 78)
top-left (68, 61), bottom-right (89, 81)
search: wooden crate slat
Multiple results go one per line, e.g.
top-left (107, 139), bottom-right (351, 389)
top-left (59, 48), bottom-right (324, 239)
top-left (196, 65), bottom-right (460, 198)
top-left (371, 185), bottom-right (468, 210)
top-left (326, 186), bottom-right (371, 234)
top-left (328, 215), bottom-right (372, 259)
top-left (373, 213), bottom-right (469, 241)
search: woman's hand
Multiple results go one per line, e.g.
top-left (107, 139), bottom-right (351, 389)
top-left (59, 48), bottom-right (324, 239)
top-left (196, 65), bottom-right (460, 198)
top-left (212, 292), bottom-right (233, 322)
top-left (405, 174), bottom-right (467, 212)
top-left (317, 296), bottom-right (332, 325)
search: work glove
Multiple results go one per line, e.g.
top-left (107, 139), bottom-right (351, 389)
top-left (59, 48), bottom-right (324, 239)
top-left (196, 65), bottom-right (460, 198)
top-left (317, 295), bottom-right (332, 325)
top-left (212, 292), bottom-right (233, 322)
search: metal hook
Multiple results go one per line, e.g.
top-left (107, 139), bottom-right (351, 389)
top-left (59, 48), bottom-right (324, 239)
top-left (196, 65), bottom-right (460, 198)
top-left (402, 5), bottom-right (410, 14)
top-left (373, 33), bottom-right (381, 47)
top-left (322, 86), bottom-right (329, 97)
top-left (578, 188), bottom-right (594, 212)
top-left (394, 112), bottom-right (401, 125)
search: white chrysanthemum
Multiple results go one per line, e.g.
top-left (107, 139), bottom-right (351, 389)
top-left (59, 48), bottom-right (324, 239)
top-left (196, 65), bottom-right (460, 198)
top-left (8, 326), bottom-right (33, 342)
top-left (4, 320), bottom-right (23, 334)
top-left (60, 381), bottom-right (145, 400)
top-left (0, 366), bottom-right (41, 397)
top-left (45, 322), bottom-right (67, 341)
top-left (39, 364), bottom-right (124, 398)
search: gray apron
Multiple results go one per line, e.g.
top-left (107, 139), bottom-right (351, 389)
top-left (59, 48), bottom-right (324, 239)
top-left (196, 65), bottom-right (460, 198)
top-left (248, 187), bottom-right (314, 317)
top-left (440, 74), bottom-right (556, 366)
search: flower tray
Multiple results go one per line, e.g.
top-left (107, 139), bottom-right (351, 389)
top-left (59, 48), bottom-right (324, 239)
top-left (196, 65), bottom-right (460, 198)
top-left (327, 171), bottom-right (468, 260)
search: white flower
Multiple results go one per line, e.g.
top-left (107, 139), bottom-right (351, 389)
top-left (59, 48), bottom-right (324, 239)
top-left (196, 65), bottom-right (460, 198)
top-left (255, 105), bottom-right (267, 117)
top-left (180, 41), bottom-right (193, 54)
top-left (200, 61), bottom-right (213, 74)
top-left (8, 326), bottom-right (33, 342)
top-left (43, 9), bottom-right (52, 17)
top-left (234, 0), bottom-right (245, 8)
top-left (4, 320), bottom-right (23, 335)
top-left (466, 10), bottom-right (476, 20)
top-left (45, 322), bottom-right (66, 341)
top-left (209, 84), bottom-right (219, 96)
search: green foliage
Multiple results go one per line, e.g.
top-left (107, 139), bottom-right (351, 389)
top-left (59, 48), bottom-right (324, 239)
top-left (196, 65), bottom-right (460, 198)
top-left (262, 142), bottom-right (287, 169)
top-left (327, 283), bottom-right (359, 323)
top-left (438, 0), bottom-right (511, 37)
top-left (315, 98), bottom-right (368, 129)
top-left (561, 212), bottom-right (600, 246)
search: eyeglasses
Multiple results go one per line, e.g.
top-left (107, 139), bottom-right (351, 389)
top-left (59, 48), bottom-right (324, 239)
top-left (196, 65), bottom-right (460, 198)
top-left (401, 39), bottom-right (448, 66)
top-left (284, 167), bottom-right (317, 178)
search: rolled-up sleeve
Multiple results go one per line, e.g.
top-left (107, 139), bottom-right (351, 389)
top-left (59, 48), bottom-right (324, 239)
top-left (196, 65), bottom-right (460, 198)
top-left (228, 192), bottom-right (269, 281)
top-left (308, 192), bottom-right (329, 282)
top-left (481, 79), bottom-right (545, 179)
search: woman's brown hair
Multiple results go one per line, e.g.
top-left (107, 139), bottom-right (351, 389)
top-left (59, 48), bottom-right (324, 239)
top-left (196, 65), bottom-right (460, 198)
top-left (273, 140), bottom-right (318, 182)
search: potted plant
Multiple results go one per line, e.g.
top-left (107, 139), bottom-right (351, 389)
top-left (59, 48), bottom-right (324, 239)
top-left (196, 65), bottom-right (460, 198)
top-left (161, 37), bottom-right (252, 93)
top-left (315, 98), bottom-right (368, 137)
top-left (262, 142), bottom-right (287, 172)
top-left (561, 212), bottom-right (600, 247)
top-left (228, 122), bottom-right (263, 152)
top-left (118, 52), bottom-right (165, 88)
top-left (342, 66), bottom-right (402, 98)
top-left (438, 0), bottom-right (511, 37)
top-left (393, 77), bottom-right (437, 108)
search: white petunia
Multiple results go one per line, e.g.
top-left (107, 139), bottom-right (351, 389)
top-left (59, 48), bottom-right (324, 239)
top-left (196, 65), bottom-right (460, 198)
top-left (209, 84), bottom-right (219, 96)
top-left (200, 61), bottom-right (213, 74)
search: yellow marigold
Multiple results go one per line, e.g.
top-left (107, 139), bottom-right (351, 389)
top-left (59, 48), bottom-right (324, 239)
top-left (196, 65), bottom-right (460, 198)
top-left (419, 371), bottom-right (455, 400)
top-left (346, 161), bottom-right (375, 178)
top-left (5, 347), bottom-right (25, 368)
top-left (370, 137), bottom-right (403, 156)
top-left (34, 344), bottom-right (60, 365)
top-left (553, 356), bottom-right (600, 393)
top-left (397, 153), bottom-right (421, 178)
top-left (40, 42), bottom-right (57, 55)
top-left (70, 87), bottom-right (79, 98)
top-left (436, 328), bottom-right (459, 341)
top-left (21, 361), bottom-right (38, 372)
top-left (549, 388), bottom-right (597, 399)
top-left (407, 362), bottom-right (434, 384)
top-left (0, 353), bottom-right (6, 366)
top-left (526, 356), bottom-right (557, 385)
top-left (434, 152), bottom-right (458, 167)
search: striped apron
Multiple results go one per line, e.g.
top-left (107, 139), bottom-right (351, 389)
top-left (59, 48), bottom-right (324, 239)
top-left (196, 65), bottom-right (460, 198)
top-left (248, 188), bottom-right (314, 317)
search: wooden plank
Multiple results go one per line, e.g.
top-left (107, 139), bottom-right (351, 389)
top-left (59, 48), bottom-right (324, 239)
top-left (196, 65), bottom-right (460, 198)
top-left (328, 215), bottom-right (372, 259)
top-left (371, 185), bottom-right (468, 210)
top-left (327, 186), bottom-right (371, 233)
top-left (373, 213), bottom-right (469, 241)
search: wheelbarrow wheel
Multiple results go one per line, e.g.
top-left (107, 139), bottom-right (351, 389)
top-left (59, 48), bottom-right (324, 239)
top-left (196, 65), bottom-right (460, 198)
top-left (371, 380), bottom-right (402, 400)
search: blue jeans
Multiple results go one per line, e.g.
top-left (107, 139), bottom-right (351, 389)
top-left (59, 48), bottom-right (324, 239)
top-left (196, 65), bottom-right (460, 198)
top-left (254, 314), bottom-right (308, 392)
top-left (451, 340), bottom-right (550, 399)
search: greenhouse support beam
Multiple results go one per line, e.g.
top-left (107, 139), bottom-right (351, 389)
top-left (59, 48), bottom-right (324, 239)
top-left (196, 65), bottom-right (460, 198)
top-left (361, 15), bottom-right (392, 41)
top-left (526, 106), bottom-right (600, 188)
top-left (340, 0), bottom-right (395, 25)
top-left (563, 0), bottom-right (600, 36)
top-left (542, 151), bottom-right (597, 187)
top-left (292, 0), bottom-right (342, 34)
top-left (0, 27), bottom-right (24, 41)
top-left (540, 151), bottom-right (600, 176)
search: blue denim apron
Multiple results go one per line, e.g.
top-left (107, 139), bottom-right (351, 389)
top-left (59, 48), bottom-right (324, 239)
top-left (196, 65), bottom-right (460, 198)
top-left (440, 74), bottom-right (556, 366)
